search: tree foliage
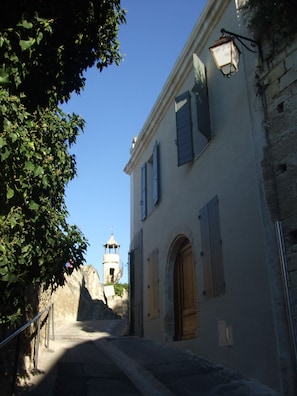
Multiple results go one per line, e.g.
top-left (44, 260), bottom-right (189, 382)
top-left (244, 0), bottom-right (297, 44)
top-left (0, 0), bottom-right (126, 328)
top-left (0, 0), bottom-right (126, 110)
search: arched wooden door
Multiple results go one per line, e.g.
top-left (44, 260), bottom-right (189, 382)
top-left (174, 240), bottom-right (198, 340)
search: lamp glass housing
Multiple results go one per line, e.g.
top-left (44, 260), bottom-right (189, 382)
top-left (209, 36), bottom-right (241, 77)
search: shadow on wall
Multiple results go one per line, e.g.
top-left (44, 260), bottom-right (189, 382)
top-left (77, 279), bottom-right (120, 321)
top-left (106, 297), bottom-right (129, 320)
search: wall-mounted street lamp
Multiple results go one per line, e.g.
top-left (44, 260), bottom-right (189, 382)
top-left (209, 28), bottom-right (262, 77)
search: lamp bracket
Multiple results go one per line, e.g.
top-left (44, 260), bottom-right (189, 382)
top-left (221, 28), bottom-right (263, 62)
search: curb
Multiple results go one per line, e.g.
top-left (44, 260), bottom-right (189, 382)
top-left (95, 338), bottom-right (174, 396)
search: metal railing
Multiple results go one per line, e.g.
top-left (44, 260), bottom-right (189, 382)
top-left (0, 303), bottom-right (54, 395)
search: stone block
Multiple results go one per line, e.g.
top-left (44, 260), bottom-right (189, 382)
top-left (288, 269), bottom-right (297, 287)
top-left (287, 252), bottom-right (297, 272)
top-left (280, 70), bottom-right (297, 91)
top-left (265, 78), bottom-right (280, 100)
top-left (284, 40), bottom-right (297, 65)
top-left (266, 61), bottom-right (286, 84)
top-left (284, 48), bottom-right (297, 71)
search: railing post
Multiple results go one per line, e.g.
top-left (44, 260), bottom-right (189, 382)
top-left (46, 305), bottom-right (52, 348)
top-left (51, 303), bottom-right (55, 341)
top-left (11, 333), bottom-right (20, 396)
top-left (34, 317), bottom-right (41, 370)
top-left (46, 312), bottom-right (50, 349)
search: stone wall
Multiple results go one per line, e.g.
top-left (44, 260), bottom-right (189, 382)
top-left (50, 265), bottom-right (104, 321)
top-left (259, 36), bottom-right (297, 340)
top-left (106, 289), bottom-right (129, 319)
top-left (39, 265), bottom-right (129, 322)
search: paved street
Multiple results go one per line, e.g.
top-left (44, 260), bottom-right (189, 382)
top-left (16, 319), bottom-right (279, 396)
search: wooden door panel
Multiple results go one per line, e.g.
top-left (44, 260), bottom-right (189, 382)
top-left (174, 241), bottom-right (197, 340)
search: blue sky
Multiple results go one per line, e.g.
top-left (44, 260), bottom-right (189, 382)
top-left (63, 0), bottom-right (207, 283)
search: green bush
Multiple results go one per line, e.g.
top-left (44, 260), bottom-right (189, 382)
top-left (106, 283), bottom-right (129, 297)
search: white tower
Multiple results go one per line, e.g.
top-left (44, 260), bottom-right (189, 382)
top-left (103, 233), bottom-right (122, 284)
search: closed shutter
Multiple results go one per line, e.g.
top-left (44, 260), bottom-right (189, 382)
top-left (175, 91), bottom-right (194, 166)
top-left (193, 54), bottom-right (211, 141)
top-left (208, 197), bottom-right (225, 296)
top-left (147, 248), bottom-right (159, 319)
top-left (199, 196), bottom-right (225, 298)
top-left (152, 142), bottom-right (159, 206)
top-left (199, 204), bottom-right (214, 298)
top-left (141, 164), bottom-right (147, 220)
top-left (130, 229), bottom-right (144, 336)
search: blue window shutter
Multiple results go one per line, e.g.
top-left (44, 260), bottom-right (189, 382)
top-left (175, 91), bottom-right (193, 166)
top-left (199, 204), bottom-right (214, 298)
top-left (153, 142), bottom-right (159, 206)
top-left (141, 164), bottom-right (147, 220)
top-left (199, 196), bottom-right (225, 298)
top-left (193, 54), bottom-right (211, 141)
top-left (207, 196), bottom-right (225, 296)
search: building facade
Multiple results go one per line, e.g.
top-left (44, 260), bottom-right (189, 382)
top-left (124, 0), bottom-right (296, 394)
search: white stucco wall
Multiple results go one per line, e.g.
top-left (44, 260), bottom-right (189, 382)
top-left (124, 0), bottom-right (293, 393)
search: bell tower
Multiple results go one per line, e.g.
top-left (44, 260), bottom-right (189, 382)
top-left (103, 233), bottom-right (122, 284)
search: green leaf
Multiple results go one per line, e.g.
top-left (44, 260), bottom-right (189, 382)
top-left (9, 216), bottom-right (18, 229)
top-left (34, 165), bottom-right (44, 177)
top-left (29, 200), bottom-right (39, 211)
top-left (24, 161), bottom-right (35, 171)
top-left (19, 38), bottom-right (35, 51)
top-left (0, 255), bottom-right (8, 266)
top-left (0, 66), bottom-right (10, 86)
top-left (0, 267), bottom-right (8, 276)
top-left (3, 117), bottom-right (12, 130)
top-left (1, 148), bottom-right (10, 160)
top-left (18, 20), bottom-right (34, 29)
top-left (7, 187), bottom-right (14, 200)
top-left (0, 137), bottom-right (7, 148)
top-left (10, 133), bottom-right (18, 143)
top-left (37, 32), bottom-right (44, 45)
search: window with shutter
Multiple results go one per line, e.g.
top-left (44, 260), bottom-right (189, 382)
top-left (199, 196), bottom-right (225, 298)
top-left (175, 91), bottom-right (194, 166)
top-left (141, 164), bottom-right (147, 220)
top-left (141, 142), bottom-right (160, 220)
top-left (153, 141), bottom-right (159, 205)
top-left (193, 53), bottom-right (211, 142)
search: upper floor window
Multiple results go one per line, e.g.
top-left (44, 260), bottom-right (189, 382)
top-left (175, 54), bottom-right (211, 166)
top-left (141, 141), bottom-right (160, 220)
top-left (175, 91), bottom-right (194, 166)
